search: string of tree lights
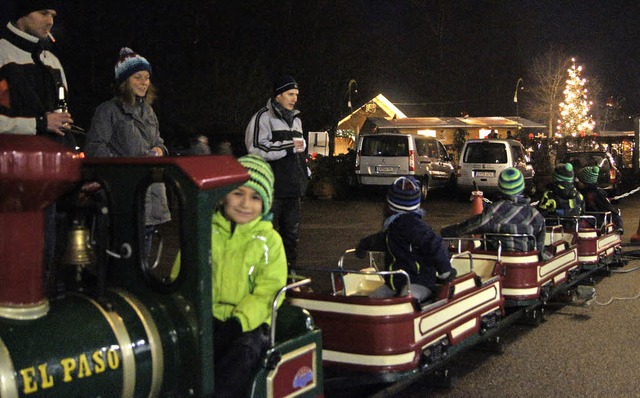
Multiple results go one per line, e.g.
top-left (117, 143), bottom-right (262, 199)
top-left (556, 58), bottom-right (596, 138)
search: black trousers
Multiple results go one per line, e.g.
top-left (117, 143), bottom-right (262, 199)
top-left (270, 197), bottom-right (301, 268)
top-left (214, 318), bottom-right (269, 398)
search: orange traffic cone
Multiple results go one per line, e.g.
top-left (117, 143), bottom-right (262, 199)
top-left (470, 190), bottom-right (484, 215)
top-left (630, 218), bottom-right (640, 243)
top-left (466, 189), bottom-right (484, 251)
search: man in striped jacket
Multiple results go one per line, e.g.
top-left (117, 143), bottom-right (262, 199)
top-left (245, 75), bottom-right (308, 269)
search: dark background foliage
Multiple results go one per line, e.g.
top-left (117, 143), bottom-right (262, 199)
top-left (3, 1), bottom-right (639, 148)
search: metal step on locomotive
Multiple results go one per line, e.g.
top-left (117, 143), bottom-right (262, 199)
top-left (0, 135), bottom-right (323, 397)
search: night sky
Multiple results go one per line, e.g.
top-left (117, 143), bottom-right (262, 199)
top-left (2, 1), bottom-right (639, 146)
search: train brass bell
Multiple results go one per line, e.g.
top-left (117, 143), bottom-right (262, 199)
top-left (61, 222), bottom-right (95, 267)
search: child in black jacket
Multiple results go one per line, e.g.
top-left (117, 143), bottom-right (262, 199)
top-left (355, 176), bottom-right (455, 302)
top-left (576, 166), bottom-right (623, 233)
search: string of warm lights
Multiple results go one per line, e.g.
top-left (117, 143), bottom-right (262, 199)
top-left (556, 57), bottom-right (596, 137)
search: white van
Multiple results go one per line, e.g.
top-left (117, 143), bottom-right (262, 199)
top-left (456, 139), bottom-right (535, 197)
top-left (355, 133), bottom-right (455, 198)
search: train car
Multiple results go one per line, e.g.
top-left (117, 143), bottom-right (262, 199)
top-left (0, 135), bottom-right (323, 397)
top-left (545, 213), bottom-right (625, 269)
top-left (287, 249), bottom-right (505, 387)
top-left (445, 230), bottom-right (580, 307)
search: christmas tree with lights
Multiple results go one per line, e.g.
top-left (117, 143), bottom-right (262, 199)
top-left (556, 58), bottom-right (595, 137)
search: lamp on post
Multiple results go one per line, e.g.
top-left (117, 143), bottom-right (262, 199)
top-left (347, 79), bottom-right (358, 114)
top-left (513, 78), bottom-right (524, 132)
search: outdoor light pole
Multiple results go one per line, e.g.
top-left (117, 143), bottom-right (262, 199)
top-left (348, 79), bottom-right (358, 114)
top-left (513, 78), bottom-right (524, 131)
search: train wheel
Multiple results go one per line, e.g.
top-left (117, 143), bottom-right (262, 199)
top-left (520, 306), bottom-right (545, 326)
top-left (475, 335), bottom-right (504, 354)
top-left (425, 368), bottom-right (454, 389)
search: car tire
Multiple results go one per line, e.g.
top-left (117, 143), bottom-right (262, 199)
top-left (420, 177), bottom-right (429, 200)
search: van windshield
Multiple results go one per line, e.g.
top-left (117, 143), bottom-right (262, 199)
top-left (361, 136), bottom-right (408, 157)
top-left (463, 142), bottom-right (508, 164)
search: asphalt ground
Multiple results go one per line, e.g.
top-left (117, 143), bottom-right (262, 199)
top-left (296, 188), bottom-right (640, 398)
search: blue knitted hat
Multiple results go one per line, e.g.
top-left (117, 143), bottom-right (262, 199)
top-left (498, 168), bottom-right (524, 196)
top-left (114, 47), bottom-right (152, 85)
top-left (577, 166), bottom-right (600, 185)
top-left (553, 163), bottom-right (574, 183)
top-left (387, 176), bottom-right (421, 213)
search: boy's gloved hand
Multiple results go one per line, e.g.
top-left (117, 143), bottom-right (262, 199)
top-left (355, 246), bottom-right (367, 259)
top-left (437, 268), bottom-right (457, 283)
top-left (228, 317), bottom-right (242, 337)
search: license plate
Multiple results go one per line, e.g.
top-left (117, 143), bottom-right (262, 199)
top-left (376, 166), bottom-right (395, 173)
top-left (475, 171), bottom-right (495, 177)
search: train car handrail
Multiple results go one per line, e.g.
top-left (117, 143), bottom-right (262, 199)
top-left (334, 249), bottom-right (410, 296)
top-left (270, 277), bottom-right (312, 347)
top-left (443, 237), bottom-right (505, 261)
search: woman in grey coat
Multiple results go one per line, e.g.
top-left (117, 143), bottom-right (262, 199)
top-left (85, 47), bottom-right (171, 260)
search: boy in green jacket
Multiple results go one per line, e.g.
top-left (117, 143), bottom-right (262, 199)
top-left (211, 155), bottom-right (287, 397)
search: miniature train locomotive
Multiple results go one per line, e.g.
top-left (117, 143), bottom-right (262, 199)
top-left (0, 135), bottom-right (323, 398)
top-left (0, 134), bottom-right (626, 396)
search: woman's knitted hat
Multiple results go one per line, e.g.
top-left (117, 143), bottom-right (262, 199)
top-left (273, 75), bottom-right (299, 96)
top-left (114, 47), bottom-right (152, 85)
top-left (387, 176), bottom-right (421, 213)
top-left (498, 167), bottom-right (525, 196)
top-left (553, 163), bottom-right (574, 183)
top-left (577, 166), bottom-right (600, 185)
top-left (237, 155), bottom-right (275, 215)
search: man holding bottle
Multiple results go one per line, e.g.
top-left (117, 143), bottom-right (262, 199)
top-left (0, 0), bottom-right (75, 147)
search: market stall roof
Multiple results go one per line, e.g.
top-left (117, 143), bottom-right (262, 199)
top-left (366, 116), bottom-right (546, 130)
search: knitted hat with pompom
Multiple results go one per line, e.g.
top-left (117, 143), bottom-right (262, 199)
top-left (114, 47), bottom-right (152, 85)
top-left (553, 163), bottom-right (574, 183)
top-left (577, 166), bottom-right (600, 185)
top-left (387, 176), bottom-right (421, 213)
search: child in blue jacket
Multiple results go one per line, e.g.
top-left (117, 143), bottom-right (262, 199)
top-left (356, 176), bottom-right (455, 302)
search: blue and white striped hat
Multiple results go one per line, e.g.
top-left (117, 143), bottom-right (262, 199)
top-left (114, 47), bottom-right (152, 85)
top-left (387, 176), bottom-right (421, 213)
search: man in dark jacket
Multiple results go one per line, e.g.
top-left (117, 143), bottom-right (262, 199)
top-left (0, 0), bottom-right (75, 147)
top-left (245, 75), bottom-right (308, 269)
top-left (0, 1), bottom-right (76, 291)
top-left (356, 176), bottom-right (455, 302)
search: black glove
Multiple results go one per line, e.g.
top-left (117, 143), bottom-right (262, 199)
top-left (438, 268), bottom-right (457, 283)
top-left (355, 247), bottom-right (367, 259)
top-left (227, 317), bottom-right (242, 338)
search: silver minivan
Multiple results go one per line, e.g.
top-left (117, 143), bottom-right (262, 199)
top-left (355, 133), bottom-right (455, 198)
top-left (456, 139), bottom-right (535, 197)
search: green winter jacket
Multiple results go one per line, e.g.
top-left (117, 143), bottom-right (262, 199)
top-left (210, 210), bottom-right (287, 332)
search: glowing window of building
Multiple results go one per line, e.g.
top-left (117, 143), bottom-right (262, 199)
top-left (417, 129), bottom-right (436, 137)
top-left (479, 129), bottom-right (493, 138)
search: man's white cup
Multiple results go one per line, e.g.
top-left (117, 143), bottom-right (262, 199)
top-left (293, 137), bottom-right (305, 153)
